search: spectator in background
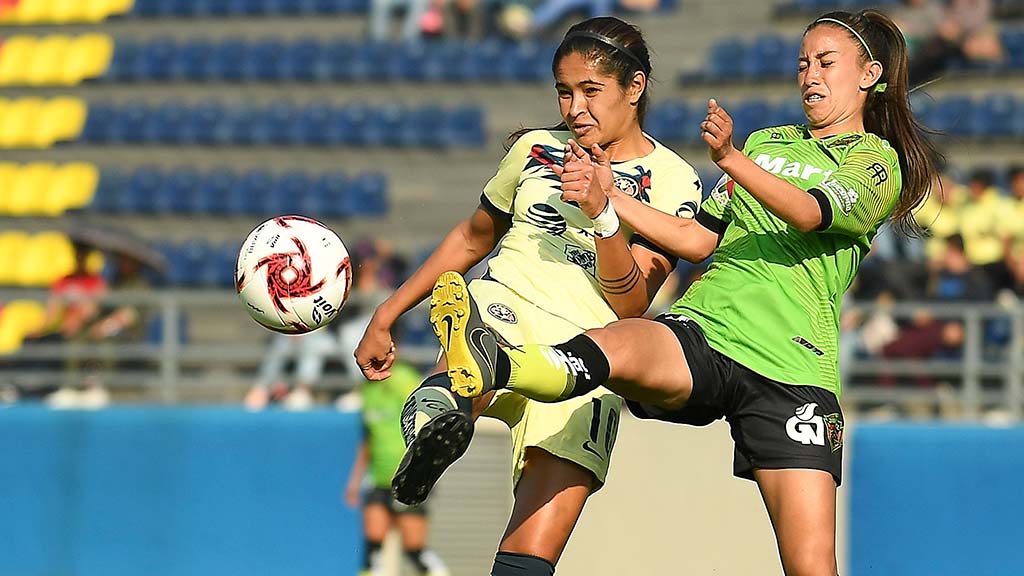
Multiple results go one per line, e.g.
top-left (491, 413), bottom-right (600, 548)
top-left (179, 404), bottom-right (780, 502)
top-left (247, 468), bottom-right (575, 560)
top-left (959, 168), bottom-right (1012, 289)
top-left (914, 164), bottom-right (965, 263)
top-left (895, 0), bottom-right (1004, 85)
top-left (38, 242), bottom-right (115, 409)
top-left (243, 329), bottom-right (335, 411)
top-left (370, 0), bottom-right (433, 41)
top-left (345, 359), bottom-right (450, 576)
top-left (1002, 165), bottom-right (1024, 253)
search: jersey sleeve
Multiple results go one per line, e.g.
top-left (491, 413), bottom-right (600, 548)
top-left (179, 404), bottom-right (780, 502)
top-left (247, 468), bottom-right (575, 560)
top-left (808, 140), bottom-right (902, 238)
top-left (480, 134), bottom-right (534, 218)
top-left (695, 173), bottom-right (733, 234)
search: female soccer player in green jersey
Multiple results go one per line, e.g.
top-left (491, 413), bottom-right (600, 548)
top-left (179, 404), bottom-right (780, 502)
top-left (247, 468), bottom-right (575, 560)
top-left (355, 17), bottom-right (702, 576)
top-left (430, 10), bottom-right (939, 576)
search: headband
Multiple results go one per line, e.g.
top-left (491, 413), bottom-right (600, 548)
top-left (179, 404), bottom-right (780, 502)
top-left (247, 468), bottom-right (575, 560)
top-left (814, 17), bottom-right (887, 93)
top-left (563, 30), bottom-right (648, 74)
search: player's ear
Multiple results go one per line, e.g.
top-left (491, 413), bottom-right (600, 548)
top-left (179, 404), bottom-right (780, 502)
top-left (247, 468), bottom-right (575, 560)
top-left (627, 71), bottom-right (646, 106)
top-left (859, 61), bottom-right (883, 92)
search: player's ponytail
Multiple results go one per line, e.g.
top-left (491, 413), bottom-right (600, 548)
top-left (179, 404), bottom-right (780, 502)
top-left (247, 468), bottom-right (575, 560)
top-left (506, 16), bottom-right (653, 149)
top-left (809, 10), bottom-right (941, 235)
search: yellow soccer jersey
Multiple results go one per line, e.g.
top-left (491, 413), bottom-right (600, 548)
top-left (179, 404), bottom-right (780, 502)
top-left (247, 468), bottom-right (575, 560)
top-left (480, 129), bottom-right (701, 328)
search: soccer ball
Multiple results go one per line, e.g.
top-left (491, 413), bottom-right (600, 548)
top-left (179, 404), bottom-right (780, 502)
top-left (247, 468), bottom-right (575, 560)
top-left (235, 215), bottom-right (352, 334)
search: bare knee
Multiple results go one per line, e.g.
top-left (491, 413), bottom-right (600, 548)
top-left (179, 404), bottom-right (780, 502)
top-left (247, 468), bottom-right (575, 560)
top-left (782, 549), bottom-right (838, 576)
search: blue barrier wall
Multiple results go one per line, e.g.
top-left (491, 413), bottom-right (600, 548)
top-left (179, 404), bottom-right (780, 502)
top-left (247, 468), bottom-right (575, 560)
top-left (850, 423), bottom-right (1024, 576)
top-left (0, 407), bottom-right (362, 576)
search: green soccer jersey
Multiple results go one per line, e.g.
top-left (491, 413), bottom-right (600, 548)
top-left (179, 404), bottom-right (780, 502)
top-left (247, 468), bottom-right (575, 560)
top-left (361, 362), bottom-right (421, 488)
top-left (671, 125), bottom-right (902, 397)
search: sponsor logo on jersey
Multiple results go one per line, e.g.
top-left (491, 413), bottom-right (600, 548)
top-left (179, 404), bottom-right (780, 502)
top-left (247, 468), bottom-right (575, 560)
top-left (486, 303), bottom-right (517, 324)
top-left (564, 244), bottom-right (596, 276)
top-left (791, 335), bottom-right (825, 356)
top-left (867, 162), bottom-right (888, 186)
top-left (754, 154), bottom-right (835, 181)
top-left (823, 412), bottom-right (844, 452)
top-left (786, 403), bottom-right (826, 446)
top-left (612, 166), bottom-right (652, 203)
top-left (711, 173), bottom-right (734, 208)
top-left (524, 144), bottom-right (565, 183)
top-left (820, 178), bottom-right (859, 215)
top-left (525, 202), bottom-right (568, 235)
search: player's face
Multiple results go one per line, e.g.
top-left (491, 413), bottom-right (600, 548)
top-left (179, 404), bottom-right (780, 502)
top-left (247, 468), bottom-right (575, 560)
top-left (798, 26), bottom-right (881, 135)
top-left (554, 52), bottom-right (637, 148)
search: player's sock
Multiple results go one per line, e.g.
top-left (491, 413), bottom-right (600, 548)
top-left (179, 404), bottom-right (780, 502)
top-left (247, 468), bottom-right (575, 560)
top-left (504, 334), bottom-right (610, 402)
top-left (406, 548), bottom-right (449, 575)
top-left (491, 551), bottom-right (555, 576)
top-left (364, 540), bottom-right (383, 573)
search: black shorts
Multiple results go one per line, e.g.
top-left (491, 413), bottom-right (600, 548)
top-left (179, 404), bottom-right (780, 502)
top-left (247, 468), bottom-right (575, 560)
top-left (365, 487), bottom-right (429, 516)
top-left (625, 314), bottom-right (845, 486)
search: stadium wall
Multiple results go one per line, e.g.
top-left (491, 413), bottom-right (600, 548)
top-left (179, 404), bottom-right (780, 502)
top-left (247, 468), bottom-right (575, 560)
top-left (1, 409), bottom-right (1021, 575)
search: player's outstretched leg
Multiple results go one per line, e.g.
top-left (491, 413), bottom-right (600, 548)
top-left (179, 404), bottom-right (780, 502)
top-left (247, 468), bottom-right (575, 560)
top-left (392, 373), bottom-right (473, 506)
top-left (429, 271), bottom-right (503, 398)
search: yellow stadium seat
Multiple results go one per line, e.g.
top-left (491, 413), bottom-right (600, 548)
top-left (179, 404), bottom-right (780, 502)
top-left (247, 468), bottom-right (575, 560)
top-left (64, 34), bottom-right (114, 85)
top-left (18, 232), bottom-right (75, 286)
top-left (9, 163), bottom-right (55, 216)
top-left (32, 97), bottom-right (86, 148)
top-left (50, 162), bottom-right (99, 213)
top-left (0, 231), bottom-right (30, 286)
top-left (51, 0), bottom-right (90, 23)
top-left (0, 98), bottom-right (43, 148)
top-left (0, 300), bottom-right (47, 354)
top-left (0, 162), bottom-right (18, 214)
top-left (103, 0), bottom-right (134, 18)
top-left (26, 34), bottom-right (71, 86)
top-left (13, 0), bottom-right (56, 24)
top-left (0, 36), bottom-right (37, 85)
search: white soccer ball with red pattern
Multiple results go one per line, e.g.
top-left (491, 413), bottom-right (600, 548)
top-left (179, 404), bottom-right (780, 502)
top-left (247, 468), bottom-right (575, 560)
top-left (236, 216), bottom-right (352, 334)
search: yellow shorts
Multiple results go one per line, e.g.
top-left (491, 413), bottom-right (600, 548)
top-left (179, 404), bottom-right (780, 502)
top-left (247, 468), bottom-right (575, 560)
top-left (467, 278), bottom-right (621, 490)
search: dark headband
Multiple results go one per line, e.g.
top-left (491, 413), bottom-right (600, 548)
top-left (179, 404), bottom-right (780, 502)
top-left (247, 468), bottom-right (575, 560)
top-left (563, 30), bottom-right (648, 73)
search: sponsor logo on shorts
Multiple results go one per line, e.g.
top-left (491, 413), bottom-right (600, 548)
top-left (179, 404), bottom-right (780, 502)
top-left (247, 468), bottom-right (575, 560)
top-left (486, 303), bottom-right (517, 324)
top-left (786, 403), bottom-right (826, 446)
top-left (823, 412), bottom-right (844, 452)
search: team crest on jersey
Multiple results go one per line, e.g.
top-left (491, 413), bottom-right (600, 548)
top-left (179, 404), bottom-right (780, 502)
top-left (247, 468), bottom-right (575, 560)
top-left (524, 144), bottom-right (565, 183)
top-left (826, 134), bottom-right (863, 148)
top-left (526, 203), bottom-right (568, 235)
top-left (711, 174), bottom-right (735, 208)
top-left (612, 166), bottom-right (652, 203)
top-left (564, 244), bottom-right (596, 276)
top-left (487, 303), bottom-right (518, 324)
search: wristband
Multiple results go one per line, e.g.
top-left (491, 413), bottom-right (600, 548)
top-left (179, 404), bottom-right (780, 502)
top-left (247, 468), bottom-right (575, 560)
top-left (591, 199), bottom-right (620, 239)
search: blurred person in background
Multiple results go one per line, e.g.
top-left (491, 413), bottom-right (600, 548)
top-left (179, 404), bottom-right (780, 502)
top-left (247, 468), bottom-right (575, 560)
top-left (370, 0), bottom-right (433, 41)
top-left (914, 162), bottom-right (964, 263)
top-left (243, 329), bottom-right (335, 410)
top-left (345, 358), bottom-right (450, 576)
top-left (356, 16), bottom-right (702, 576)
top-left (894, 0), bottom-right (1004, 84)
top-left (431, 10), bottom-right (939, 575)
top-left (959, 167), bottom-right (1012, 290)
top-left (1001, 165), bottom-right (1024, 255)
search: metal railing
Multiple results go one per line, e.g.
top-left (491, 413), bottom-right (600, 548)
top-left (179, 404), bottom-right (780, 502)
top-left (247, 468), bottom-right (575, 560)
top-left (2, 289), bottom-right (1022, 418)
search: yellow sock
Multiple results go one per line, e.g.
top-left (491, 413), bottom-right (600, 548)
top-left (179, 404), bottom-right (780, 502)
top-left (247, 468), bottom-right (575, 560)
top-left (505, 344), bottom-right (581, 402)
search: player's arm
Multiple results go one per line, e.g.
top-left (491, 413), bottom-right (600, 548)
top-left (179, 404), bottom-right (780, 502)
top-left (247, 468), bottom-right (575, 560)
top-left (609, 189), bottom-right (721, 263)
top-left (703, 99), bottom-right (823, 232)
top-left (345, 434), bottom-right (369, 507)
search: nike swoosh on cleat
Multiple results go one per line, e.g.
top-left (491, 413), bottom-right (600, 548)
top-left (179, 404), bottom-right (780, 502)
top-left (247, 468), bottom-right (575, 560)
top-left (469, 327), bottom-right (494, 374)
top-left (441, 315), bottom-right (454, 347)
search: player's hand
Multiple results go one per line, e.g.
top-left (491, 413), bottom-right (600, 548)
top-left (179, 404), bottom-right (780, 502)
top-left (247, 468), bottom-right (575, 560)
top-left (354, 319), bottom-right (396, 381)
top-left (701, 99), bottom-right (738, 165)
top-left (555, 139), bottom-right (615, 219)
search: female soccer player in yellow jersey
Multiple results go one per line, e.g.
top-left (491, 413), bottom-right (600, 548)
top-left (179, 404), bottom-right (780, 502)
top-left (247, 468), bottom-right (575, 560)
top-left (431, 10), bottom-right (939, 576)
top-left (355, 16), bottom-right (702, 576)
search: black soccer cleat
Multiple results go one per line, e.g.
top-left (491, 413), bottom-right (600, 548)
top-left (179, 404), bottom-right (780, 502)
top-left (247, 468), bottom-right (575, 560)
top-left (391, 408), bottom-right (473, 506)
top-left (429, 271), bottom-right (501, 398)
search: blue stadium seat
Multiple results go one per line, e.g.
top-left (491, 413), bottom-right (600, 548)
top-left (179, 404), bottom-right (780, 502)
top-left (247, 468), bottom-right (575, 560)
top-left (471, 40), bottom-right (506, 82)
top-left (431, 42), bottom-right (471, 83)
top-left (281, 38), bottom-right (324, 81)
top-left (178, 241), bottom-right (209, 287)
top-left (709, 39), bottom-right (744, 79)
top-left (311, 172), bottom-right (349, 217)
top-left (929, 96), bottom-right (973, 135)
top-left (396, 43), bottom-right (430, 82)
top-left (345, 172), bottom-right (388, 216)
top-left (107, 41), bottom-right (141, 81)
top-left (744, 35), bottom-right (789, 78)
top-left (274, 171), bottom-right (312, 215)
top-left (123, 166), bottom-right (162, 213)
top-left (181, 101), bottom-right (225, 145)
top-left (445, 106), bottom-right (485, 147)
top-left (209, 38), bottom-right (247, 81)
top-left (108, 102), bottom-right (150, 143)
top-left (180, 39), bottom-right (214, 80)
top-left (81, 103), bottom-right (116, 143)
top-left (89, 169), bottom-right (125, 213)
top-left (363, 105), bottom-right (405, 147)
top-left (144, 102), bottom-right (187, 143)
top-left (647, 101), bottom-right (690, 143)
top-left (1003, 31), bottom-right (1024, 69)
top-left (401, 104), bottom-right (445, 147)
top-left (132, 0), bottom-right (165, 16)
top-left (324, 40), bottom-right (355, 81)
top-left (774, 100), bottom-right (806, 126)
top-left (238, 170), bottom-right (276, 215)
top-left (195, 168), bottom-right (239, 215)
top-left (139, 37), bottom-right (178, 80)
top-left (220, 106), bottom-right (256, 144)
top-left (249, 39), bottom-right (287, 81)
top-left (293, 102), bottom-right (332, 145)
top-left (348, 42), bottom-right (392, 82)
top-left (263, 101), bottom-right (296, 144)
top-left (969, 94), bottom-right (1017, 138)
top-left (334, 104), bottom-right (370, 146)
top-left (731, 99), bottom-right (772, 144)
top-left (154, 167), bottom-right (200, 214)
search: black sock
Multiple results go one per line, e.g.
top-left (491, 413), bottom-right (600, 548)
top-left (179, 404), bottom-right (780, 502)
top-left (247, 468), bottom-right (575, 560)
top-left (491, 551), bottom-right (555, 576)
top-left (405, 548), bottom-right (428, 573)
top-left (401, 373), bottom-right (475, 445)
top-left (495, 346), bottom-right (511, 387)
top-left (420, 373), bottom-right (474, 415)
top-left (364, 540), bottom-right (382, 570)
